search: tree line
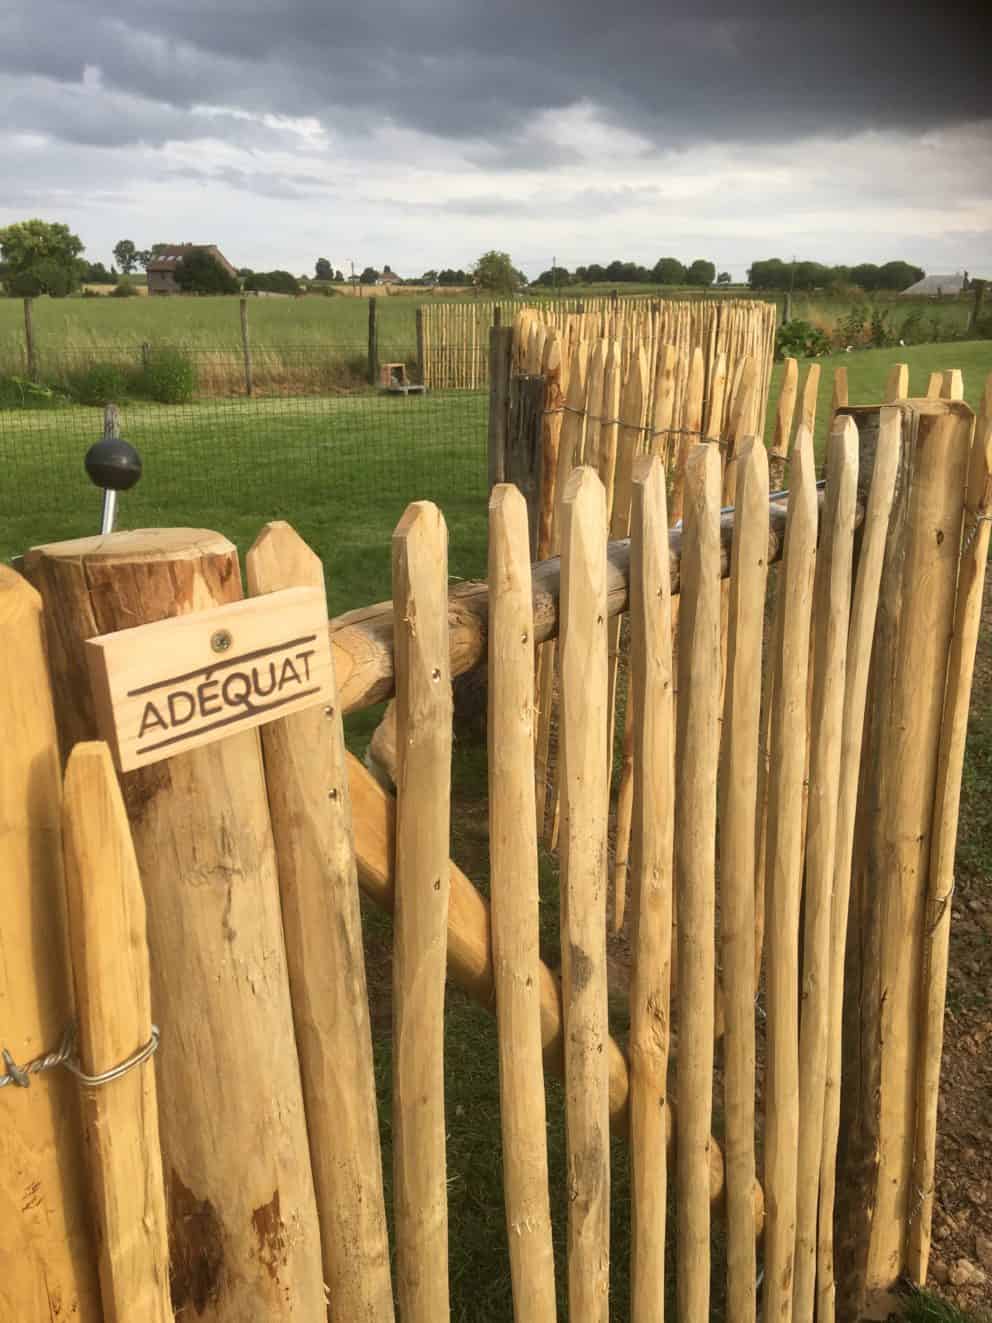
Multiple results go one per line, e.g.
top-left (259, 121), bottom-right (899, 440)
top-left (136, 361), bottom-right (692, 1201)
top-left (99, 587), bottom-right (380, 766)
top-left (747, 258), bottom-right (924, 292)
top-left (532, 258), bottom-right (725, 288)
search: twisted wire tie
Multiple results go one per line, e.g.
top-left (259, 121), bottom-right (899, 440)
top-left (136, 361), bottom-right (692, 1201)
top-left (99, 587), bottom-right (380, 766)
top-left (1, 1023), bottom-right (160, 1090)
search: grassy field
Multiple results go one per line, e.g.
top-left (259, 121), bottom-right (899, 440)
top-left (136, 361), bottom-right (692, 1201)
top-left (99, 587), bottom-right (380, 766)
top-left (2, 341), bottom-right (989, 1319)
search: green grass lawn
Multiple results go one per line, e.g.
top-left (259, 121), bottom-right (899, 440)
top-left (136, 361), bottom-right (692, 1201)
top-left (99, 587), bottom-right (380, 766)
top-left (2, 343), bottom-right (989, 1319)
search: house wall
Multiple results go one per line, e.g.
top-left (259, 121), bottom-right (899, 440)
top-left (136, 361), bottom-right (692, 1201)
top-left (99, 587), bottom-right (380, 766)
top-left (147, 269), bottom-right (178, 295)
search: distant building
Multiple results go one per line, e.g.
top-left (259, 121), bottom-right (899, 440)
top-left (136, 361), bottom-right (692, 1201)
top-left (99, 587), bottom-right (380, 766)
top-left (899, 272), bottom-right (967, 297)
top-left (146, 245), bottom-right (238, 295)
top-left (376, 268), bottom-right (401, 286)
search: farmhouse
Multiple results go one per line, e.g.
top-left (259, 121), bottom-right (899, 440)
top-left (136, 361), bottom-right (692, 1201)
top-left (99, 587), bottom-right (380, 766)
top-left (146, 244), bottom-right (238, 294)
top-left (899, 271), bottom-right (968, 297)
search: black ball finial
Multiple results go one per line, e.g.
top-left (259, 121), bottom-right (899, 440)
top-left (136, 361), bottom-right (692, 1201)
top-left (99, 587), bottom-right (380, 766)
top-left (84, 438), bottom-right (143, 492)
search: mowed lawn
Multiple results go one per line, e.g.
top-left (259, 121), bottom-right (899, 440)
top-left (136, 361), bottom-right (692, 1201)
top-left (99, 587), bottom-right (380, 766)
top-left (2, 341), bottom-right (990, 1320)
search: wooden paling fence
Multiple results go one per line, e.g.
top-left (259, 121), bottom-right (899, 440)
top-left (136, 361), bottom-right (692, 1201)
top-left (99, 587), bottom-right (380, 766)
top-left (420, 294), bottom-right (777, 396)
top-left (2, 370), bottom-right (989, 1322)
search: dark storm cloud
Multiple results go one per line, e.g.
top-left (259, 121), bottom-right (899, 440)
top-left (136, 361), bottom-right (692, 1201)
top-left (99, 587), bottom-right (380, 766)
top-left (1, 0), bottom-right (988, 152)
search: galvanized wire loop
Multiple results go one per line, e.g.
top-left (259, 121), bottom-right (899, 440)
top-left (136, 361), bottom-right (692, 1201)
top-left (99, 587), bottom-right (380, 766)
top-left (961, 512), bottom-right (992, 558)
top-left (0, 1023), bottom-right (159, 1090)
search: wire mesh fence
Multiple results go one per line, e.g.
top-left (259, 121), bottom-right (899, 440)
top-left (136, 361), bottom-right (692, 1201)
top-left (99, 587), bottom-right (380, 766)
top-left (0, 390), bottom-right (490, 613)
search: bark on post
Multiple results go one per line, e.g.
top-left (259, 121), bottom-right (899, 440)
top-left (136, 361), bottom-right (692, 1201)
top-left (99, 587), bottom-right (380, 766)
top-left (62, 742), bottom-right (172, 1323)
top-left (246, 523), bottom-right (394, 1323)
top-left (507, 374), bottom-right (545, 557)
top-left (836, 402), bottom-right (973, 1319)
top-left (0, 567), bottom-right (102, 1323)
top-left (488, 325), bottom-right (514, 490)
top-left (23, 528), bottom-right (326, 1323)
top-left (415, 306), bottom-right (426, 385)
top-left (769, 357), bottom-right (798, 490)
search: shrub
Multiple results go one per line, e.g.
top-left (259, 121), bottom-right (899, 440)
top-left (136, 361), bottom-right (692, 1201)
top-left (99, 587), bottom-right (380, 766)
top-left (898, 308), bottom-right (926, 344)
top-left (0, 375), bottom-right (68, 408)
top-left (868, 308), bottom-right (894, 348)
top-left (111, 280), bottom-right (139, 298)
top-left (974, 313), bottom-right (992, 340)
top-left (137, 347), bottom-right (196, 403)
top-left (776, 319), bottom-right (831, 359)
top-left (836, 304), bottom-right (868, 347)
top-left (68, 361), bottom-right (131, 406)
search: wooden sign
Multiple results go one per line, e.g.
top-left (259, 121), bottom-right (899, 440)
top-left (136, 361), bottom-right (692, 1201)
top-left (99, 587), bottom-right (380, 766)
top-left (85, 587), bottom-right (333, 771)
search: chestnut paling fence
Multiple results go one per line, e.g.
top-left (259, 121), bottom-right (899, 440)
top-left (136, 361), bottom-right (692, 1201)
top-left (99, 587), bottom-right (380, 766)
top-left (1, 368), bottom-right (990, 1323)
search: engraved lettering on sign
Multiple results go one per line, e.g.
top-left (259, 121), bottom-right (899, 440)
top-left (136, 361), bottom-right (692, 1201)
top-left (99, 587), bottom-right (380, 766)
top-left (132, 635), bottom-right (320, 755)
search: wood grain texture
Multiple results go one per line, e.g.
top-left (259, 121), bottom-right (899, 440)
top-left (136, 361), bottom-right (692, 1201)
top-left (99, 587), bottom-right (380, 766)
top-left (24, 528), bottom-right (326, 1323)
top-left (769, 357), bottom-right (798, 490)
top-left (559, 467), bottom-right (611, 1323)
top-left (62, 742), bottom-right (172, 1323)
top-left (674, 443), bottom-right (722, 1323)
top-left (792, 419), bottom-right (857, 1323)
top-left (391, 501), bottom-right (453, 1323)
top-left (488, 486), bottom-right (558, 1323)
top-left (628, 457), bottom-right (675, 1323)
top-left (907, 386), bottom-right (991, 1282)
top-left (837, 404), bottom-right (972, 1317)
top-left (762, 424), bottom-right (818, 1323)
top-left (0, 567), bottom-right (102, 1323)
top-left (718, 440), bottom-right (769, 1323)
top-left (884, 362), bottom-right (909, 403)
top-left (799, 363), bottom-right (821, 436)
top-left (246, 522), bottom-right (393, 1323)
top-left (816, 410), bottom-right (901, 1323)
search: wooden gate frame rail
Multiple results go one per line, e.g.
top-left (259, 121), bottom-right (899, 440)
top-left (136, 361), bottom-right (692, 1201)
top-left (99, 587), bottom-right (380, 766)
top-left (330, 484), bottom-right (864, 716)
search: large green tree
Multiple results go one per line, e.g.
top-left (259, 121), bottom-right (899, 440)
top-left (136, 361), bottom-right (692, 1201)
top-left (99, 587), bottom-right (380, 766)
top-left (652, 256), bottom-right (687, 285)
top-left (315, 257), bottom-right (332, 280)
top-left (173, 248), bottom-right (239, 294)
top-left (0, 218), bottom-right (84, 295)
top-left (686, 258), bottom-right (716, 286)
top-left (113, 239), bottom-right (139, 274)
top-left (473, 250), bottom-right (519, 293)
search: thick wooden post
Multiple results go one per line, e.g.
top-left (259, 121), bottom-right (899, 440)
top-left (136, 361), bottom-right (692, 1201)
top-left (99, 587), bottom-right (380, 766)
top-left (246, 523), bottom-right (394, 1323)
top-left (62, 742), bottom-right (172, 1323)
top-left (239, 296), bottom-right (254, 396)
top-left (488, 326), bottom-right (514, 490)
top-left (23, 296), bottom-right (37, 380)
top-left (24, 529), bottom-right (326, 1323)
top-left (507, 373), bottom-right (545, 557)
top-left (836, 401), bottom-right (974, 1319)
top-left (769, 357), bottom-right (798, 490)
top-left (0, 568), bottom-right (102, 1323)
top-left (368, 295), bottom-right (379, 385)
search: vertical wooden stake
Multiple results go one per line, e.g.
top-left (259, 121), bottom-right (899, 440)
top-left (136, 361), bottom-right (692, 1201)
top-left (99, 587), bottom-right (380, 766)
top-left (671, 348), bottom-right (705, 522)
top-left (0, 568), bottom-right (101, 1323)
top-left (769, 357), bottom-right (798, 490)
top-left (762, 423), bottom-right (818, 1323)
top-left (816, 411), bottom-right (901, 1323)
top-left (675, 443), bottom-right (722, 1323)
top-left (368, 295), bottom-right (379, 386)
top-left (792, 418), bottom-right (858, 1323)
top-left (926, 371), bottom-right (943, 399)
top-left (830, 366), bottom-right (849, 431)
top-left (941, 368), bottom-right (963, 400)
top-left (799, 363), bottom-right (821, 436)
top-left (239, 296), bottom-right (254, 396)
top-left (628, 456), bottom-right (675, 1323)
top-left (488, 325), bottom-right (514, 490)
top-left (884, 362), bottom-right (908, 403)
top-left (62, 742), bottom-right (172, 1323)
top-left (23, 296), bottom-right (37, 380)
top-left (907, 387), bottom-right (992, 1283)
top-left (560, 467), bottom-right (611, 1323)
top-left (488, 485), bottom-right (558, 1323)
top-left (416, 307), bottom-right (426, 385)
top-left (392, 501), bottom-right (453, 1323)
top-left (719, 440), bottom-right (769, 1323)
top-left (247, 522), bottom-right (394, 1323)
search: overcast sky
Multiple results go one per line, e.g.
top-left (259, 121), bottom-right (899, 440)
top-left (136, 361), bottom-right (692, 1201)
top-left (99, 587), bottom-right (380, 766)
top-left (1, 0), bottom-right (989, 281)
